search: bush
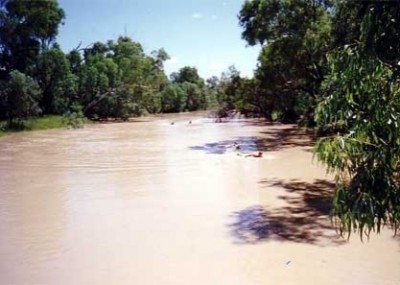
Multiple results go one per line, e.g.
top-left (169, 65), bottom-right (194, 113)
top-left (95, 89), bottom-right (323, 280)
top-left (63, 103), bottom-right (86, 128)
top-left (5, 71), bottom-right (42, 123)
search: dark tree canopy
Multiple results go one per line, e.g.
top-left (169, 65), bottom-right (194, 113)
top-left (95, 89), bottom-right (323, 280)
top-left (332, 1), bottom-right (400, 67)
top-left (238, 0), bottom-right (332, 124)
top-left (0, 0), bottom-right (64, 78)
top-left (171, 66), bottom-right (204, 86)
top-left (239, 0), bottom-right (332, 46)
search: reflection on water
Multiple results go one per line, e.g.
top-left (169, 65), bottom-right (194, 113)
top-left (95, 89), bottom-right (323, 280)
top-left (0, 112), bottom-right (399, 285)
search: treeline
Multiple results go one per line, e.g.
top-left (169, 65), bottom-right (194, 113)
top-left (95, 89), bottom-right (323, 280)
top-left (237, 0), bottom-right (400, 237)
top-left (0, 0), bottom-right (249, 128)
top-left (0, 0), bottom-right (287, 129)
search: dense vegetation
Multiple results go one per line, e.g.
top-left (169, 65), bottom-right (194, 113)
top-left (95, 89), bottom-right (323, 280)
top-left (0, 0), bottom-right (315, 129)
top-left (0, 0), bottom-right (230, 129)
top-left (1, 0), bottom-right (400, 237)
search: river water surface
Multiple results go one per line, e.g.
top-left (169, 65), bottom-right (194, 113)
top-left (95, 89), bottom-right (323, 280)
top-left (0, 112), bottom-right (399, 285)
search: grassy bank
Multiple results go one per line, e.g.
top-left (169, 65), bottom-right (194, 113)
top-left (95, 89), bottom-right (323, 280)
top-left (0, 115), bottom-right (88, 137)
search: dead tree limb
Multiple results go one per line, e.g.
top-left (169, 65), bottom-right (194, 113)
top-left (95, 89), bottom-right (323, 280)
top-left (83, 89), bottom-right (115, 115)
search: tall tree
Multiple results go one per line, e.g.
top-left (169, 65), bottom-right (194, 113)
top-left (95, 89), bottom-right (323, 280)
top-left (1, 70), bottom-right (41, 123)
top-left (0, 0), bottom-right (64, 78)
top-left (172, 66), bottom-right (204, 86)
top-left (239, 0), bottom-right (332, 123)
top-left (34, 44), bottom-right (71, 113)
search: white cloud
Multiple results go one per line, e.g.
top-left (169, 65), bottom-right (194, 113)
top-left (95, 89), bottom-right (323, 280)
top-left (192, 13), bottom-right (203, 19)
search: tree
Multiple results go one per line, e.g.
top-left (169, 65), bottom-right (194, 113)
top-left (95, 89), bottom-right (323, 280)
top-left (166, 66), bottom-right (210, 112)
top-left (77, 54), bottom-right (119, 117)
top-left (206, 76), bottom-right (219, 91)
top-left (83, 41), bottom-right (109, 59)
top-left (142, 92), bottom-right (161, 114)
top-left (182, 82), bottom-right (203, 111)
top-left (2, 70), bottom-right (41, 124)
top-left (171, 66), bottom-right (204, 86)
top-left (315, 47), bottom-right (400, 238)
top-left (74, 36), bottom-right (176, 119)
top-left (151, 48), bottom-right (170, 72)
top-left (160, 84), bottom-right (186, 113)
top-left (111, 36), bottom-right (145, 83)
top-left (238, 0), bottom-right (332, 123)
top-left (315, 1), bottom-right (400, 237)
top-left (0, 0), bottom-right (65, 78)
top-left (109, 37), bottom-right (170, 116)
top-left (53, 73), bottom-right (78, 114)
top-left (331, 1), bottom-right (400, 68)
top-left (234, 78), bottom-right (263, 117)
top-left (34, 45), bottom-right (72, 113)
top-left (67, 49), bottom-right (82, 74)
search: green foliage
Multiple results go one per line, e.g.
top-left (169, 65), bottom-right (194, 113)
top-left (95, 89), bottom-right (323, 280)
top-left (211, 66), bottom-right (267, 118)
top-left (204, 89), bottom-right (219, 110)
top-left (171, 66), bottom-right (204, 86)
top-left (53, 73), bottom-right (78, 114)
top-left (239, 0), bottom-right (332, 123)
top-left (239, 0), bottom-right (332, 45)
top-left (181, 82), bottom-right (204, 111)
top-left (0, 0), bottom-right (65, 77)
top-left (63, 103), bottom-right (86, 128)
top-left (2, 70), bottom-right (42, 123)
top-left (34, 45), bottom-right (73, 113)
top-left (332, 1), bottom-right (400, 67)
top-left (0, 0), bottom-right (208, 123)
top-left (215, 66), bottom-right (240, 111)
top-left (315, 47), bottom-right (400, 237)
top-left (0, 115), bottom-right (66, 133)
top-left (25, 115), bottom-right (65, 130)
top-left (142, 92), bottom-right (162, 114)
top-left (313, 1), bottom-right (400, 237)
top-left (151, 48), bottom-right (170, 72)
top-left (162, 66), bottom-right (211, 112)
top-left (160, 84), bottom-right (186, 113)
top-left (111, 37), bottom-right (147, 84)
top-left (238, 0), bottom-right (400, 237)
top-left (77, 53), bottom-right (119, 113)
top-left (79, 37), bottom-right (174, 119)
top-left (67, 50), bottom-right (82, 73)
top-left (233, 77), bottom-right (263, 116)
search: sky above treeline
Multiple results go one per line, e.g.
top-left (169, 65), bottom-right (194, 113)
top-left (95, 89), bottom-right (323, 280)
top-left (57, 0), bottom-right (261, 79)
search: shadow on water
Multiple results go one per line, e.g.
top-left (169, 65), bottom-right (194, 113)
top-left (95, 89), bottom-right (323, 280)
top-left (189, 137), bottom-right (260, 154)
top-left (240, 119), bottom-right (277, 127)
top-left (189, 126), bottom-right (315, 155)
top-left (256, 126), bottom-right (316, 151)
top-left (229, 179), bottom-right (346, 246)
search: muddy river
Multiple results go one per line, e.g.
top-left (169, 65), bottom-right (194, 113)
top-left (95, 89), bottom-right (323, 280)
top-left (0, 112), bottom-right (399, 284)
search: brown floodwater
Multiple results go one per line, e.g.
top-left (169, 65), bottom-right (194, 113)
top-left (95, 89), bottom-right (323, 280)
top-left (0, 112), bottom-right (399, 285)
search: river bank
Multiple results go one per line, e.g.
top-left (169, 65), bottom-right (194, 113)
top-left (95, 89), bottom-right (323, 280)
top-left (0, 111), bottom-right (206, 138)
top-left (0, 112), bottom-right (399, 285)
top-left (0, 115), bottom-right (92, 138)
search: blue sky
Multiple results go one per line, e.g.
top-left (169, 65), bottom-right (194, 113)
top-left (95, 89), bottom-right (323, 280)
top-left (57, 0), bottom-right (261, 79)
